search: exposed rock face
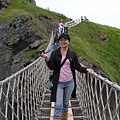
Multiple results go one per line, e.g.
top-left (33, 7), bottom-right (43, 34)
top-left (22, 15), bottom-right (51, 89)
top-left (0, 0), bottom-right (9, 2)
top-left (0, 0), bottom-right (8, 10)
top-left (79, 57), bottom-right (110, 79)
top-left (0, 0), bottom-right (36, 9)
top-left (0, 14), bottom-right (58, 80)
top-left (27, 0), bottom-right (36, 5)
top-left (0, 0), bottom-right (36, 4)
top-left (100, 32), bottom-right (107, 43)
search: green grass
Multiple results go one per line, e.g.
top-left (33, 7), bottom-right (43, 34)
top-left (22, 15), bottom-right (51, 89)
top-left (69, 21), bottom-right (120, 84)
top-left (21, 42), bottom-right (48, 59)
top-left (0, 0), bottom-right (71, 24)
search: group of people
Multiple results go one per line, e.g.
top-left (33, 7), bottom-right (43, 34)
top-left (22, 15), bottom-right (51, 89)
top-left (81, 16), bottom-right (89, 21)
top-left (40, 32), bottom-right (94, 120)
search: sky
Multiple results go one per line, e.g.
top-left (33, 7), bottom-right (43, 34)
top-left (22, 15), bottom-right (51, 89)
top-left (35, 0), bottom-right (120, 29)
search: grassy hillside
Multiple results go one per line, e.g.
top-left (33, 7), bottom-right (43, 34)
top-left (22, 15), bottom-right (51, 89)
top-left (0, 0), bottom-right (71, 24)
top-left (69, 21), bottom-right (120, 84)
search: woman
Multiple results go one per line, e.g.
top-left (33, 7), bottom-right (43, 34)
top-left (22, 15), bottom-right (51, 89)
top-left (40, 33), bottom-right (94, 120)
top-left (58, 21), bottom-right (64, 35)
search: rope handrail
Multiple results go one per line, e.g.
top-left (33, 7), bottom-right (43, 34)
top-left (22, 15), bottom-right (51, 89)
top-left (76, 71), bottom-right (120, 120)
top-left (65, 18), bottom-right (81, 28)
top-left (92, 72), bottom-right (120, 90)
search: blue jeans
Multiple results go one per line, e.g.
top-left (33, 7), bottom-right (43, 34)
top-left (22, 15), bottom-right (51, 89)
top-left (54, 79), bottom-right (74, 117)
top-left (45, 44), bottom-right (54, 53)
top-left (45, 44), bottom-right (60, 53)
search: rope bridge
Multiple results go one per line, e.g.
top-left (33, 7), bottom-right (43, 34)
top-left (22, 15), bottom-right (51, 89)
top-left (0, 19), bottom-right (120, 120)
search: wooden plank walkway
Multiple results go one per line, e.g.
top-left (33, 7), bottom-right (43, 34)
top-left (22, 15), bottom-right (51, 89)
top-left (50, 101), bottom-right (74, 120)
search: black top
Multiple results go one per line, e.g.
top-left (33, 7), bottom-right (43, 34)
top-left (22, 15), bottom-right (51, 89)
top-left (53, 35), bottom-right (59, 44)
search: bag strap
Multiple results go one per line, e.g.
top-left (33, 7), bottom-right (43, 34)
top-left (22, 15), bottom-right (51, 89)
top-left (60, 54), bottom-right (68, 68)
top-left (49, 53), bottom-right (68, 82)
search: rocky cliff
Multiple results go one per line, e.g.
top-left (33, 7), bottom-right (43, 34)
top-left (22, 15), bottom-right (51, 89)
top-left (0, 0), bottom-right (36, 5)
top-left (0, 0), bottom-right (36, 10)
top-left (27, 0), bottom-right (36, 5)
top-left (0, 10), bottom-right (58, 80)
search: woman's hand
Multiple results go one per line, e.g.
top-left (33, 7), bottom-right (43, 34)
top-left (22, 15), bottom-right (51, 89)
top-left (86, 69), bottom-right (94, 73)
top-left (40, 53), bottom-right (49, 60)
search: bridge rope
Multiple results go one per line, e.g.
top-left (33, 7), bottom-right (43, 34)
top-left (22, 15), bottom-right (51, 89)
top-left (0, 19), bottom-right (120, 120)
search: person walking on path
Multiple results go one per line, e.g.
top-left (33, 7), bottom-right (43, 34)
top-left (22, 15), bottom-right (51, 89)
top-left (81, 16), bottom-right (84, 21)
top-left (44, 31), bottom-right (60, 53)
top-left (58, 21), bottom-right (64, 35)
top-left (40, 33), bottom-right (94, 120)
